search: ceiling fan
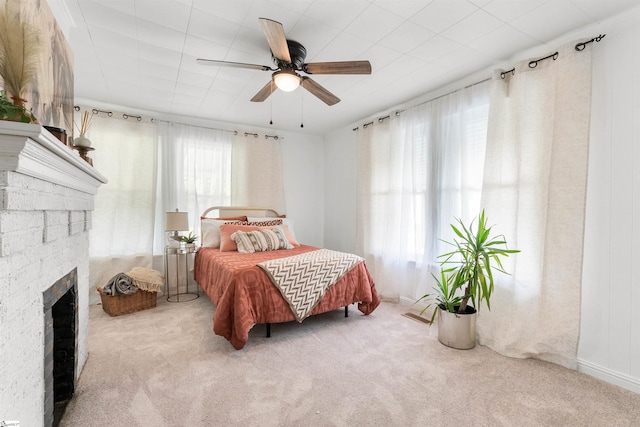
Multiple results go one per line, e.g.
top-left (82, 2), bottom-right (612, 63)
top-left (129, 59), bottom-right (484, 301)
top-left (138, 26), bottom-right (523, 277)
top-left (197, 18), bottom-right (372, 106)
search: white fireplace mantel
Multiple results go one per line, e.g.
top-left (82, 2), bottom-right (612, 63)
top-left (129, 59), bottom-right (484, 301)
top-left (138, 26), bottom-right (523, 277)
top-left (0, 121), bottom-right (107, 193)
top-left (0, 120), bottom-right (107, 426)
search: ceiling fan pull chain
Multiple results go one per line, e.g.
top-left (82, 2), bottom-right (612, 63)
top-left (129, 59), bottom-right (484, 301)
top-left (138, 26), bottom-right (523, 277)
top-left (270, 80), bottom-right (274, 125)
top-left (300, 83), bottom-right (304, 128)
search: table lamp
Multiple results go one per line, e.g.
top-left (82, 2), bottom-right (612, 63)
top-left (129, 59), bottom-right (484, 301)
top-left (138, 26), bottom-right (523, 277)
top-left (165, 209), bottom-right (189, 246)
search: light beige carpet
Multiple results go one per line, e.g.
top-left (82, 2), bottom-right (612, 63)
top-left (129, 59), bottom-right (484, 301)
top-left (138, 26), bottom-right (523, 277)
top-left (60, 297), bottom-right (640, 426)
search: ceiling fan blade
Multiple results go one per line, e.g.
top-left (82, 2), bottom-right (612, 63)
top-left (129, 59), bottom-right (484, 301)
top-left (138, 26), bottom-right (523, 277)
top-left (196, 58), bottom-right (274, 71)
top-left (301, 77), bottom-right (340, 106)
top-left (303, 60), bottom-right (372, 75)
top-left (259, 18), bottom-right (291, 63)
top-left (250, 80), bottom-right (277, 102)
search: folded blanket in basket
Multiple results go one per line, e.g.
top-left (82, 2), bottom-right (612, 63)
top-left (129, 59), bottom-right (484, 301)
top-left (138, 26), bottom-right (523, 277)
top-left (102, 273), bottom-right (138, 295)
top-left (126, 267), bottom-right (164, 293)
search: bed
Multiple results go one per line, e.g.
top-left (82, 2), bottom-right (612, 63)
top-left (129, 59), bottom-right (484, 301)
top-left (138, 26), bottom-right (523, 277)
top-left (193, 206), bottom-right (380, 349)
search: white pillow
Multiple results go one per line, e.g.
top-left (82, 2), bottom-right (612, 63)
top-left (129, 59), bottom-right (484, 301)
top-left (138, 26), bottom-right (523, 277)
top-left (247, 217), bottom-right (297, 240)
top-left (201, 219), bottom-right (242, 248)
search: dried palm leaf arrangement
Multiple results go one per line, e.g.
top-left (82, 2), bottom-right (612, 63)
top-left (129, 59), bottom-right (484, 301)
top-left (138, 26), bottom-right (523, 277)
top-left (0, 1), bottom-right (41, 117)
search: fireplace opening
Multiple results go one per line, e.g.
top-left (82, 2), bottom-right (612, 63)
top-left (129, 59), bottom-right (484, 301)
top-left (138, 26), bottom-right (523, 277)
top-left (43, 269), bottom-right (78, 427)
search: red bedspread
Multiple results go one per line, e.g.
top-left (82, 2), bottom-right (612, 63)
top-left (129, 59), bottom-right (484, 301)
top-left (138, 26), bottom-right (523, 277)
top-left (194, 245), bottom-right (380, 349)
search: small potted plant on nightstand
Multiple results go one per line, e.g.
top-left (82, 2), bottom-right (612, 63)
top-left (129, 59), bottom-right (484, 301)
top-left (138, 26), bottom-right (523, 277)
top-left (180, 232), bottom-right (198, 248)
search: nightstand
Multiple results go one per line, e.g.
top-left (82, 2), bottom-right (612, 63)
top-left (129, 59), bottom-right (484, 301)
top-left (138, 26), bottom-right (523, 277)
top-left (164, 245), bottom-right (199, 302)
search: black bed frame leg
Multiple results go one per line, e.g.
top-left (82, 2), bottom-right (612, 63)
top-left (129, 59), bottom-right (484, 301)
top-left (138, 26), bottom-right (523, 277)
top-left (265, 307), bottom-right (346, 338)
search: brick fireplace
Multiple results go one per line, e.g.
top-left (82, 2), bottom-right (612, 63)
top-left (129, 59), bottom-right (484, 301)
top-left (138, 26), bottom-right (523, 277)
top-left (0, 122), bottom-right (107, 427)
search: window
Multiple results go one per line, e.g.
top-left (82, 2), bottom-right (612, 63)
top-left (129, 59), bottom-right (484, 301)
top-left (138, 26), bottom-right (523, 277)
top-left (356, 82), bottom-right (490, 298)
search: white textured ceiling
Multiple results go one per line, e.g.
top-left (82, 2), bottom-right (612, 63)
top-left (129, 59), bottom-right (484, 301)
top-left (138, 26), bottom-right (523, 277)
top-left (61, 0), bottom-right (636, 135)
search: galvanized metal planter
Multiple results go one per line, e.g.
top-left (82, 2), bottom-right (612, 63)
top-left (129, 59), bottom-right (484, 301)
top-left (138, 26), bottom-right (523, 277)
top-left (437, 306), bottom-right (477, 350)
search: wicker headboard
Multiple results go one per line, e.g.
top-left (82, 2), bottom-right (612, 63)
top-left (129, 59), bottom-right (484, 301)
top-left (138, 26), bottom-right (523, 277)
top-left (201, 206), bottom-right (282, 219)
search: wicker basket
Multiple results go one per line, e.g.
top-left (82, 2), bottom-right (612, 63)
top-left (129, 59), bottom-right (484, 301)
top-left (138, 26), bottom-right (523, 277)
top-left (97, 287), bottom-right (157, 316)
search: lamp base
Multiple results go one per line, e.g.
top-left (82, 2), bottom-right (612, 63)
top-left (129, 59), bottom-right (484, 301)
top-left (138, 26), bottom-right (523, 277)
top-left (166, 232), bottom-right (182, 248)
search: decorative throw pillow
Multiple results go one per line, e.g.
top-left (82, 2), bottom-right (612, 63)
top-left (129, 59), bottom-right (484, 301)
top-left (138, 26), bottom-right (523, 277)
top-left (201, 219), bottom-right (243, 248)
top-left (219, 220), bottom-right (282, 252)
top-left (248, 216), bottom-right (297, 241)
top-left (231, 228), bottom-right (293, 253)
top-left (219, 223), bottom-right (300, 250)
top-left (238, 220), bottom-right (283, 226)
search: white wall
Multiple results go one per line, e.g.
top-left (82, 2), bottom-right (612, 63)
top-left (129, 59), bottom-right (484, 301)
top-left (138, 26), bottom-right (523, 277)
top-left (322, 128), bottom-right (357, 253)
top-left (322, 6), bottom-right (640, 394)
top-left (281, 130), bottom-right (325, 247)
top-left (579, 6), bottom-right (640, 393)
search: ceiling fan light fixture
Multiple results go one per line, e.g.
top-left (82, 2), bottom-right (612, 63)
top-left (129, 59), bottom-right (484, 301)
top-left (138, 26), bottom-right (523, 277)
top-left (273, 70), bottom-right (300, 92)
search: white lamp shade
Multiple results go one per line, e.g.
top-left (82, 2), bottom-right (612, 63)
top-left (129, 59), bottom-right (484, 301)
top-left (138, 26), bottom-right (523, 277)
top-left (165, 211), bottom-right (189, 231)
top-left (273, 70), bottom-right (300, 92)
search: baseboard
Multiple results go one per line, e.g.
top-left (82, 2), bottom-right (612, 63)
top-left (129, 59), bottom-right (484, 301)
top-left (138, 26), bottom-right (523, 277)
top-left (399, 296), bottom-right (436, 318)
top-left (578, 358), bottom-right (640, 394)
top-left (399, 295), bottom-right (425, 309)
top-left (399, 295), bottom-right (418, 305)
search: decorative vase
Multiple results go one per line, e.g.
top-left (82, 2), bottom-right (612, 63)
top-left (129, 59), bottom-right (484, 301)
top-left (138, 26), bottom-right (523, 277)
top-left (11, 96), bottom-right (27, 106)
top-left (43, 126), bottom-right (68, 146)
top-left (437, 305), bottom-right (477, 350)
top-left (74, 135), bottom-right (92, 147)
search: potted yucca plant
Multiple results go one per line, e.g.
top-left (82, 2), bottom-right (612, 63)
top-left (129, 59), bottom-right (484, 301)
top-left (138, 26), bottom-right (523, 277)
top-left (418, 210), bottom-right (519, 349)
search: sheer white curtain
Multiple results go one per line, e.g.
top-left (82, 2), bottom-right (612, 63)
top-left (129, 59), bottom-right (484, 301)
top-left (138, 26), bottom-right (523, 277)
top-left (356, 82), bottom-right (490, 301)
top-left (155, 122), bottom-right (233, 253)
top-left (89, 117), bottom-right (234, 302)
top-left (230, 134), bottom-right (286, 214)
top-left (478, 43), bottom-right (592, 368)
top-left (88, 115), bottom-right (159, 295)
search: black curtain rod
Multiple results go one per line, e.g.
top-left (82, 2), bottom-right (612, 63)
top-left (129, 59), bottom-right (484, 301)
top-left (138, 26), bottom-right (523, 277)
top-left (76, 105), bottom-right (282, 139)
top-left (122, 113), bottom-right (142, 121)
top-left (500, 33), bottom-right (606, 79)
top-left (355, 32), bottom-right (608, 125)
top-left (155, 120), bottom-right (282, 140)
top-left (575, 34), bottom-right (605, 51)
top-left (151, 118), bottom-right (238, 135)
top-left (353, 77), bottom-right (491, 131)
top-left (529, 51), bottom-right (558, 69)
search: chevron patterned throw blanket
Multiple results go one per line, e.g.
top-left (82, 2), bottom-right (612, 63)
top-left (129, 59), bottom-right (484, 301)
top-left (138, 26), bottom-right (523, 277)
top-left (257, 249), bottom-right (364, 322)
